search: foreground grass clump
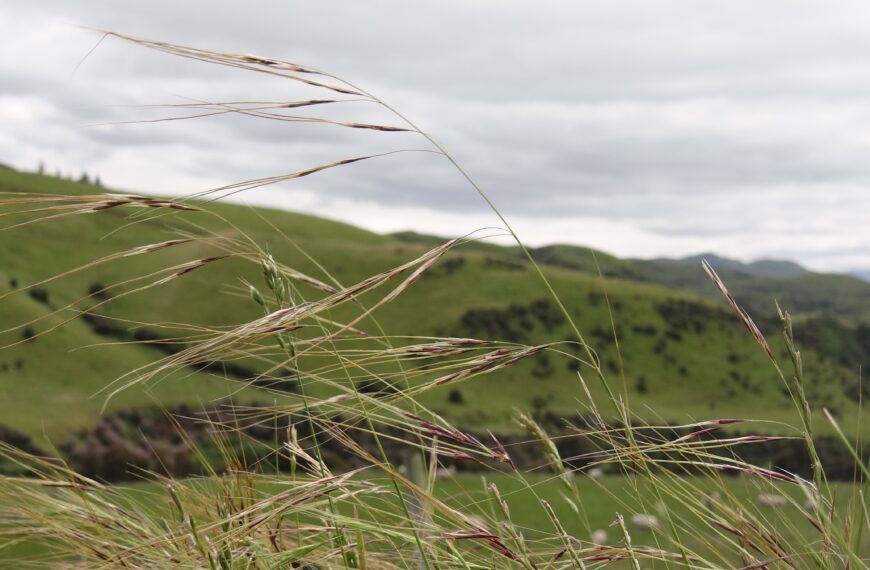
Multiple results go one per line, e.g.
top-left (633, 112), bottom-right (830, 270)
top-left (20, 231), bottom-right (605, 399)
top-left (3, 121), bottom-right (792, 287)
top-left (1, 33), bottom-right (869, 568)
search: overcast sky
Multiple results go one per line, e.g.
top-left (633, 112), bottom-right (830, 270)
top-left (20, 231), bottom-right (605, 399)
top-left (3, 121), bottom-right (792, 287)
top-left (2, 2), bottom-right (870, 272)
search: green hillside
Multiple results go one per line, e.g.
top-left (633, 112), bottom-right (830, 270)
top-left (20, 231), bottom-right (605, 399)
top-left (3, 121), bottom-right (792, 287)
top-left (0, 167), bottom-right (867, 446)
top-left (519, 243), bottom-right (870, 325)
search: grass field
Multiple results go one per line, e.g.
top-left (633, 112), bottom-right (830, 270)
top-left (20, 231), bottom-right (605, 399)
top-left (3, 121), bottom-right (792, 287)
top-left (4, 471), bottom-right (858, 567)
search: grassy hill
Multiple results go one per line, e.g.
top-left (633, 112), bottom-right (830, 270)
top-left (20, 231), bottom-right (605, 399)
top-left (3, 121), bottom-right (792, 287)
top-left (517, 243), bottom-right (870, 325)
top-left (0, 167), bottom-right (867, 446)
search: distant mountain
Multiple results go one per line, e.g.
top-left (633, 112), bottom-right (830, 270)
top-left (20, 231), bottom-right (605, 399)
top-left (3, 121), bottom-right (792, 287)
top-left (747, 259), bottom-right (809, 278)
top-left (850, 269), bottom-right (870, 283)
top-left (666, 253), bottom-right (808, 278)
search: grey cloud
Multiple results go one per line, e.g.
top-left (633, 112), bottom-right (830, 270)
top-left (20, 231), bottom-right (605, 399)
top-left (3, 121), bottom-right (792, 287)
top-left (3, 1), bottom-right (870, 270)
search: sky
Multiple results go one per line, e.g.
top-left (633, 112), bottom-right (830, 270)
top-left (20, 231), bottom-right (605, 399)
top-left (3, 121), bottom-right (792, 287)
top-left (2, 2), bottom-right (870, 272)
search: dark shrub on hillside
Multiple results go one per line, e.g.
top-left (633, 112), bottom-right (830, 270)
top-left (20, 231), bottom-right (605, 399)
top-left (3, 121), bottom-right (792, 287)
top-left (87, 282), bottom-right (112, 301)
top-left (81, 311), bottom-right (121, 337)
top-left (635, 375), bottom-right (648, 394)
top-left (47, 402), bottom-right (870, 483)
top-left (792, 315), bottom-right (870, 371)
top-left (484, 256), bottom-right (526, 271)
top-left (656, 299), bottom-right (716, 334)
top-left (589, 326), bottom-right (611, 344)
top-left (60, 403), bottom-right (518, 481)
top-left (434, 256), bottom-right (465, 276)
top-left (28, 287), bottom-right (49, 305)
top-left (132, 327), bottom-right (178, 350)
top-left (458, 304), bottom-right (532, 343)
top-left (631, 324), bottom-right (658, 336)
top-left (531, 395), bottom-right (549, 410)
top-left (21, 327), bottom-right (35, 341)
top-left (455, 299), bottom-right (565, 343)
top-left (529, 299), bottom-right (564, 331)
top-left (80, 310), bottom-right (276, 388)
top-left (562, 334), bottom-right (583, 351)
top-left (61, 406), bottom-right (228, 480)
top-left (8, 278), bottom-right (17, 289)
top-left (531, 352), bottom-right (555, 378)
top-left (448, 389), bottom-right (464, 404)
top-left (0, 425), bottom-right (43, 455)
top-left (0, 424), bottom-right (47, 475)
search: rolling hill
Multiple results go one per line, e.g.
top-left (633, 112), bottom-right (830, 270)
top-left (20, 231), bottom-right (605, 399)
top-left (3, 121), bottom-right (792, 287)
top-left (518, 243), bottom-right (870, 325)
top-left (0, 166), bottom-right (868, 450)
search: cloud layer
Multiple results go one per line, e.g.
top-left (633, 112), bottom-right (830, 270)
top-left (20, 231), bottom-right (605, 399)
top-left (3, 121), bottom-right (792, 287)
top-left (2, 1), bottom-right (870, 271)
